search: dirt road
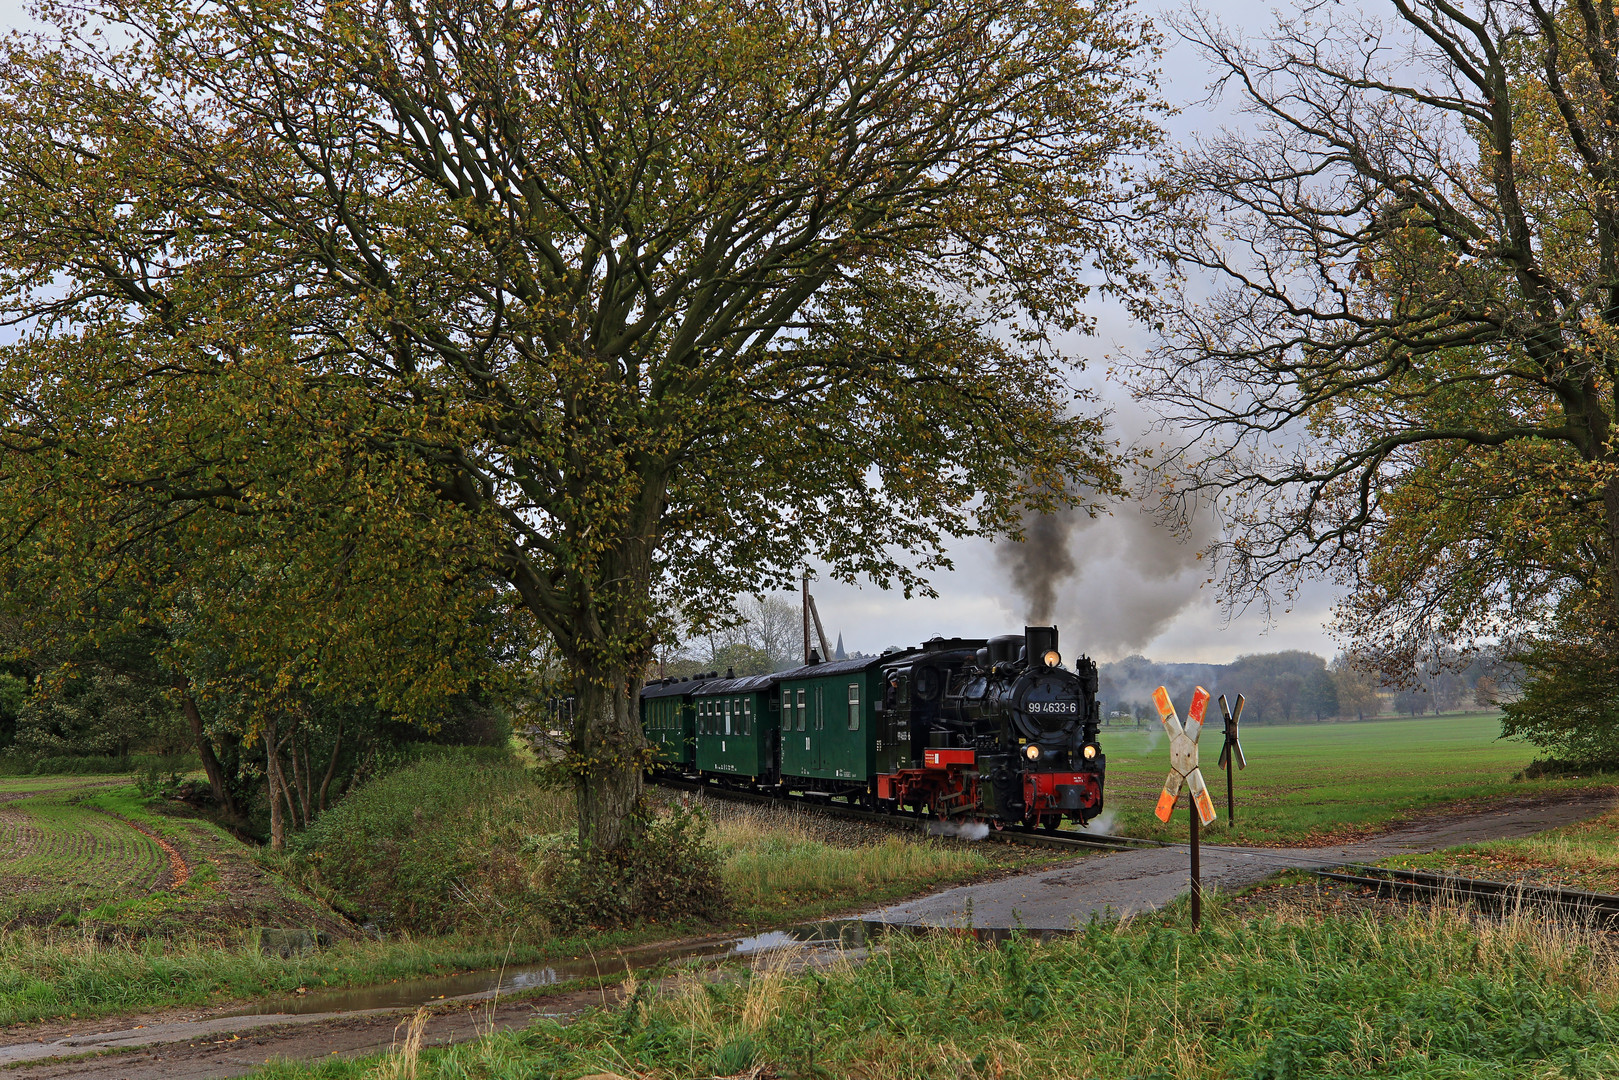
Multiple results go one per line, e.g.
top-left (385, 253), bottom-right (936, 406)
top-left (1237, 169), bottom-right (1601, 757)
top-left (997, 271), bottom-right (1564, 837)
top-left (0, 992), bottom-right (602, 1080)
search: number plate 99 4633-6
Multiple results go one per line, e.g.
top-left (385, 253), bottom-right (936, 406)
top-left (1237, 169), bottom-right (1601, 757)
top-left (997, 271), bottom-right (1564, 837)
top-left (1025, 701), bottom-right (1077, 715)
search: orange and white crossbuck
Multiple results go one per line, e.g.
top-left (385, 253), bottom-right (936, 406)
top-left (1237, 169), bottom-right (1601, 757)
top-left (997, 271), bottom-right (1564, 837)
top-left (1152, 685), bottom-right (1217, 826)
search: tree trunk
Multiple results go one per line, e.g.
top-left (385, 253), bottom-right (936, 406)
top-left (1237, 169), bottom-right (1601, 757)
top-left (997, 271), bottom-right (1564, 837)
top-left (171, 675), bottom-right (239, 815)
top-left (1603, 472), bottom-right (1619, 628)
top-left (289, 738), bottom-right (310, 825)
top-left (318, 720), bottom-right (343, 812)
top-left (573, 673), bottom-right (648, 852)
top-left (265, 721), bottom-right (285, 851)
top-left (277, 754), bottom-right (302, 830)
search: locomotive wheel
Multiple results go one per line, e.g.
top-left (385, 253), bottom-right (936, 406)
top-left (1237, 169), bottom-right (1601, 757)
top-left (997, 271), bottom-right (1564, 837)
top-left (1041, 817), bottom-right (1061, 833)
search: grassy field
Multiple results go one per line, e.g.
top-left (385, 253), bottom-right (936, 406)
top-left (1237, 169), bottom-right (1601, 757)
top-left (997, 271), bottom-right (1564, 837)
top-left (251, 895), bottom-right (1619, 1080)
top-left (1097, 711), bottom-right (1616, 845)
top-left (696, 795), bottom-right (1056, 922)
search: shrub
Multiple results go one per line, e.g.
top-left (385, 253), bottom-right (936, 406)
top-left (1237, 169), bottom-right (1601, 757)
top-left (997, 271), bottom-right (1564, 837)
top-left (0, 752), bottom-right (197, 776)
top-left (1501, 640), bottom-right (1619, 770)
top-left (532, 806), bottom-right (732, 933)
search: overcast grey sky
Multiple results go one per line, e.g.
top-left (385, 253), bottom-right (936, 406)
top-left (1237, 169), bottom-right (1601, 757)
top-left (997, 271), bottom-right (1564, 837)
top-left (0, 0), bottom-right (1355, 664)
top-left (807, 0), bottom-right (1349, 665)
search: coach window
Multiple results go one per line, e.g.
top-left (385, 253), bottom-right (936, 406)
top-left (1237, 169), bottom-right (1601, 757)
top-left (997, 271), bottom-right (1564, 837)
top-left (848, 683), bottom-right (860, 730)
top-left (744, 699), bottom-right (753, 735)
top-left (796, 688), bottom-right (806, 730)
top-left (724, 699), bottom-right (733, 736)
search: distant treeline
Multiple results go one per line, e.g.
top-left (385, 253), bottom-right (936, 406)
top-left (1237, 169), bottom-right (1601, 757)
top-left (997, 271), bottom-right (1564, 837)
top-left (1099, 648), bottom-right (1517, 725)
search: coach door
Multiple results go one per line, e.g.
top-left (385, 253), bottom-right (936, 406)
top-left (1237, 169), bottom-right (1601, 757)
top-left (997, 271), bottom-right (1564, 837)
top-left (812, 684), bottom-right (826, 775)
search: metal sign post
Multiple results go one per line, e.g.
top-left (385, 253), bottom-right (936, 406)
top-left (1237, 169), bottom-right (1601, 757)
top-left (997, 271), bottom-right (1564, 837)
top-left (1217, 693), bottom-right (1247, 826)
top-left (1153, 684), bottom-right (1216, 930)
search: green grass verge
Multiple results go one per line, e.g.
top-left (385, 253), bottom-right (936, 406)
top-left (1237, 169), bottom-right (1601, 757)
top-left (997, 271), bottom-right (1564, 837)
top-left (0, 930), bottom-right (606, 1026)
top-left (702, 797), bottom-right (1060, 924)
top-left (1386, 801), bottom-right (1619, 893)
top-left (1102, 712), bottom-right (1615, 845)
top-left (247, 896), bottom-right (1619, 1079)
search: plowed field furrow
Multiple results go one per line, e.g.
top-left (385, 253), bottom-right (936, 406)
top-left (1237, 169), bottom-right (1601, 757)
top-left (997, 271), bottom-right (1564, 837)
top-left (0, 791), bottom-right (172, 907)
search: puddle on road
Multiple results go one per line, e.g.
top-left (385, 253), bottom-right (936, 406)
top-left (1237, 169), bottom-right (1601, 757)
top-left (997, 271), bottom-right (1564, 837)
top-left (229, 919), bottom-right (1072, 1017)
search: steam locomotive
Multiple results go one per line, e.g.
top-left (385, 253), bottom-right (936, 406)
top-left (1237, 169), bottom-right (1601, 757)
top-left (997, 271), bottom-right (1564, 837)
top-left (641, 624), bottom-right (1104, 830)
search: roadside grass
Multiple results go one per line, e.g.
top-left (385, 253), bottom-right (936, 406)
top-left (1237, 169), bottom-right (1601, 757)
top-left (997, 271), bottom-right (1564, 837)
top-left (695, 796), bottom-right (1061, 923)
top-left (1386, 801), bottom-right (1619, 893)
top-left (247, 895), bottom-right (1619, 1080)
top-left (0, 928), bottom-right (596, 1027)
top-left (1100, 712), bottom-right (1617, 845)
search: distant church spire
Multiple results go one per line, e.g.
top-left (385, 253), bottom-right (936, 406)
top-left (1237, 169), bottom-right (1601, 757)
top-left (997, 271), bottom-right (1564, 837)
top-left (834, 633), bottom-right (847, 661)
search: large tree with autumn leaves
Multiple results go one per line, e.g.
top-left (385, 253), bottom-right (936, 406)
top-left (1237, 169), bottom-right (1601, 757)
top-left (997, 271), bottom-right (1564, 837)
top-left (1138, 0), bottom-right (1619, 758)
top-left (0, 0), bottom-right (1165, 848)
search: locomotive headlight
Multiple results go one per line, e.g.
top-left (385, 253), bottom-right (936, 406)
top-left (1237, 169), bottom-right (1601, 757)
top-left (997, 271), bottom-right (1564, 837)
top-left (1023, 744), bottom-right (1042, 762)
top-left (1082, 744), bottom-right (1098, 760)
top-left (1042, 649), bottom-right (1062, 668)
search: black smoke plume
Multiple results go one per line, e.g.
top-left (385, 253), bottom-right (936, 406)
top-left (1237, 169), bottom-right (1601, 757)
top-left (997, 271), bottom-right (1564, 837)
top-left (999, 505), bottom-right (1082, 624)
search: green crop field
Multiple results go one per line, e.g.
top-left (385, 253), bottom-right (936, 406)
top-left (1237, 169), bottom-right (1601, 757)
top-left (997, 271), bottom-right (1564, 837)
top-left (0, 779), bottom-right (171, 926)
top-left (1096, 712), bottom-right (1615, 845)
top-left (0, 775), bottom-right (336, 937)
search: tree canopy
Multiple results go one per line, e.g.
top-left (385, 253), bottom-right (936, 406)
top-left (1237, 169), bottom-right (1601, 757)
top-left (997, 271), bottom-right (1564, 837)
top-left (0, 0), bottom-right (1166, 847)
top-left (1137, 1), bottom-right (1619, 682)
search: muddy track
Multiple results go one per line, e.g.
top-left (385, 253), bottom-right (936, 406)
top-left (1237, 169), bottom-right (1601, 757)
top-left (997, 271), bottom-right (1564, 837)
top-left (2, 992), bottom-right (606, 1080)
top-left (104, 813), bottom-right (191, 890)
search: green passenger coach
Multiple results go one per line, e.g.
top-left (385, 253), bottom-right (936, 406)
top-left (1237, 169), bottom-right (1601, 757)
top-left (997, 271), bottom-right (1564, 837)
top-left (692, 674), bottom-right (779, 781)
top-left (641, 674), bottom-right (716, 769)
top-left (776, 656), bottom-right (887, 793)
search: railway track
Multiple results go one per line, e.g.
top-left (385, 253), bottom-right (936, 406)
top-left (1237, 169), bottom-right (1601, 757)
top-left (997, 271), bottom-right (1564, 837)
top-left (1312, 865), bottom-right (1619, 926)
top-left (651, 774), bottom-right (1162, 854)
top-left (654, 775), bottom-right (1619, 927)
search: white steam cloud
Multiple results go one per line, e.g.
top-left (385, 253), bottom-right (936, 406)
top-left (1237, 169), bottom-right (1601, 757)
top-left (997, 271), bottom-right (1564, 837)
top-left (926, 819), bottom-right (990, 841)
top-left (1084, 808), bottom-right (1119, 835)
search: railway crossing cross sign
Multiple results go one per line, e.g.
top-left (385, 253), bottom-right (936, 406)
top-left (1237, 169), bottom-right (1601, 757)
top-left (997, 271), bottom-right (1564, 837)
top-left (1152, 684), bottom-right (1216, 930)
top-left (1152, 685), bottom-right (1216, 826)
top-left (1217, 693), bottom-right (1247, 825)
